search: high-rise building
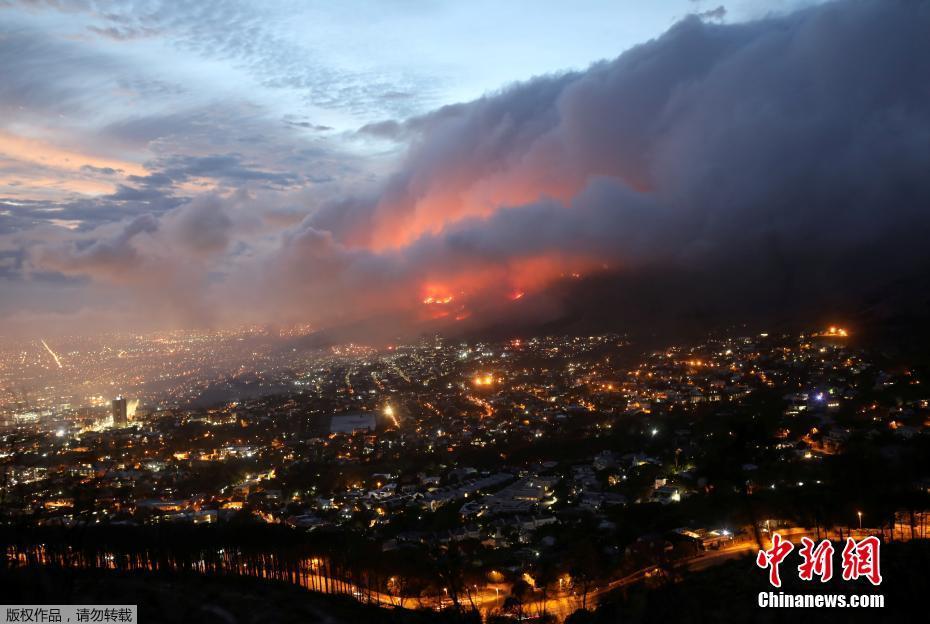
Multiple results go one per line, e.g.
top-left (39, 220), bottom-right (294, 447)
top-left (112, 396), bottom-right (128, 426)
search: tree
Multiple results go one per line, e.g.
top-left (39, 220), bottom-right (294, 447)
top-left (568, 540), bottom-right (604, 611)
top-left (565, 608), bottom-right (595, 624)
top-left (504, 578), bottom-right (533, 621)
top-left (532, 557), bottom-right (561, 618)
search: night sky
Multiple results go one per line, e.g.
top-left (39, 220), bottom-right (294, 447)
top-left (1, 0), bottom-right (928, 339)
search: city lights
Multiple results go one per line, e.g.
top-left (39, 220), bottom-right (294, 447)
top-left (0, 326), bottom-right (923, 619)
top-left (0, 0), bottom-right (925, 618)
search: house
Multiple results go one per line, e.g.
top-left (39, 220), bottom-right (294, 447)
top-left (649, 485), bottom-right (685, 504)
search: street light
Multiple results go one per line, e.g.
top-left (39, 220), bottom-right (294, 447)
top-left (857, 510), bottom-right (863, 531)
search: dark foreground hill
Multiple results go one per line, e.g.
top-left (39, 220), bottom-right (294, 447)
top-left (0, 566), bottom-right (456, 624)
top-left (574, 540), bottom-right (930, 624)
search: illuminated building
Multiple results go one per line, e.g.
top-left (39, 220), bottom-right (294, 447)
top-left (112, 396), bottom-right (128, 426)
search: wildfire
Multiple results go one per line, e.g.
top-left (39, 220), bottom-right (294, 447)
top-left (419, 284), bottom-right (473, 321)
top-left (422, 294), bottom-right (454, 305)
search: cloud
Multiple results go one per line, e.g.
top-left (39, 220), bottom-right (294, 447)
top-left (10, 0), bottom-right (930, 337)
top-left (86, 24), bottom-right (162, 41)
top-left (696, 5), bottom-right (727, 21)
top-left (80, 165), bottom-right (123, 176)
top-left (164, 194), bottom-right (234, 255)
top-left (283, 117), bottom-right (334, 132)
top-left (36, 213), bottom-right (160, 281)
top-left (6, 0), bottom-right (445, 122)
top-left (263, 0), bottom-right (930, 331)
top-left (155, 154), bottom-right (302, 189)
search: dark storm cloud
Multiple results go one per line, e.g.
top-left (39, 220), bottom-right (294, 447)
top-left (19, 0), bottom-right (930, 335)
top-left (282, 0), bottom-right (930, 330)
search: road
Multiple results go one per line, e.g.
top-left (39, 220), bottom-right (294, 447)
top-left (12, 525), bottom-right (902, 621)
top-left (511, 526), bottom-right (900, 619)
top-left (472, 539), bottom-right (760, 620)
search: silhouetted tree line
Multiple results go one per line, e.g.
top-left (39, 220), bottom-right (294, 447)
top-left (0, 523), bottom-right (479, 618)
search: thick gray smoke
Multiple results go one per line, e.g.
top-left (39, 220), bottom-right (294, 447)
top-left (27, 0), bottom-right (930, 337)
